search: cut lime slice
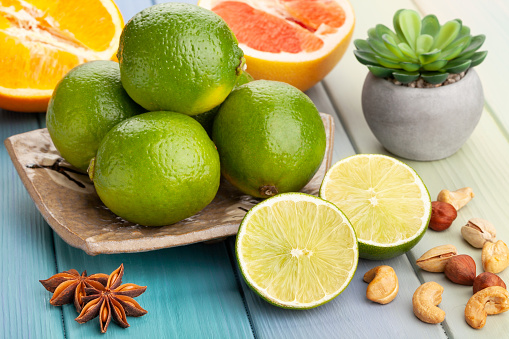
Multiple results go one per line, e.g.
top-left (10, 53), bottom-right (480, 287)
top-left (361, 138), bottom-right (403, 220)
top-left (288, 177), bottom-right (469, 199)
top-left (236, 193), bottom-right (358, 309)
top-left (320, 154), bottom-right (431, 260)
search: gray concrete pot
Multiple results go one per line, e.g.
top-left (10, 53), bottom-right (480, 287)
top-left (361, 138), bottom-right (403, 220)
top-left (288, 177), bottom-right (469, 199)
top-left (361, 69), bottom-right (484, 161)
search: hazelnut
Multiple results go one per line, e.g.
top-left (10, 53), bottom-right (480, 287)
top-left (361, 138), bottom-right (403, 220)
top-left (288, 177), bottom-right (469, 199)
top-left (473, 272), bottom-right (506, 294)
top-left (444, 254), bottom-right (476, 285)
top-left (428, 201), bottom-right (457, 231)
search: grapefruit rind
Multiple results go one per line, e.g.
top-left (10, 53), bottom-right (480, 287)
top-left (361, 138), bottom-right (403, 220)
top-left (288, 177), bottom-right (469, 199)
top-left (236, 192), bottom-right (358, 309)
top-left (199, 0), bottom-right (355, 91)
top-left (320, 154), bottom-right (431, 260)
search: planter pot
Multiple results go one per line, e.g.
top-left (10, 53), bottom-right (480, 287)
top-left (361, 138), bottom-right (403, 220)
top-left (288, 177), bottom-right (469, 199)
top-left (361, 69), bottom-right (484, 161)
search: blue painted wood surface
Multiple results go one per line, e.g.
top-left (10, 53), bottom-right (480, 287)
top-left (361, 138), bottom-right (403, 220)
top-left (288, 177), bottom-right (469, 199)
top-left (2, 0), bottom-right (509, 338)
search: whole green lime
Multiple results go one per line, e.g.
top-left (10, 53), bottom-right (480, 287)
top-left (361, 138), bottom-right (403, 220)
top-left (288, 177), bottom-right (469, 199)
top-left (117, 2), bottom-right (245, 115)
top-left (191, 71), bottom-right (254, 136)
top-left (46, 60), bottom-right (144, 171)
top-left (212, 80), bottom-right (326, 198)
top-left (89, 111), bottom-right (220, 226)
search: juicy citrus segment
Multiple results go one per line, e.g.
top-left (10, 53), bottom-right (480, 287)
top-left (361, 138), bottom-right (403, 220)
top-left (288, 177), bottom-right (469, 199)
top-left (200, 0), bottom-right (355, 91)
top-left (320, 154), bottom-right (431, 260)
top-left (212, 1), bottom-right (324, 53)
top-left (236, 193), bottom-right (358, 309)
top-left (0, 0), bottom-right (124, 112)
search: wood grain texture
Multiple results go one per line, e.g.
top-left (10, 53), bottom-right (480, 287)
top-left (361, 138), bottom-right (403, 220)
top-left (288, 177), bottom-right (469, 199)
top-left (325, 0), bottom-right (509, 336)
top-left (0, 110), bottom-right (65, 339)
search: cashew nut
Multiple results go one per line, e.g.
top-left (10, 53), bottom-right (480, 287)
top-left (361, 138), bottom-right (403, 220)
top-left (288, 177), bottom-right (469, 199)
top-left (412, 281), bottom-right (445, 324)
top-left (465, 286), bottom-right (509, 329)
top-left (482, 240), bottom-right (509, 274)
top-left (363, 265), bottom-right (399, 304)
top-left (437, 187), bottom-right (474, 210)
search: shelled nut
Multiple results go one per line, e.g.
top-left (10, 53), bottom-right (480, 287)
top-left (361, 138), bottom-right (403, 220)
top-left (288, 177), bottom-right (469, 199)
top-left (363, 265), bottom-right (399, 304)
top-left (412, 281), bottom-right (445, 324)
top-left (482, 240), bottom-right (509, 274)
top-left (444, 254), bottom-right (476, 285)
top-left (437, 187), bottom-right (474, 210)
top-left (416, 245), bottom-right (457, 272)
top-left (465, 286), bottom-right (509, 329)
top-left (428, 202), bottom-right (457, 231)
top-left (461, 218), bottom-right (496, 248)
top-left (473, 272), bottom-right (506, 294)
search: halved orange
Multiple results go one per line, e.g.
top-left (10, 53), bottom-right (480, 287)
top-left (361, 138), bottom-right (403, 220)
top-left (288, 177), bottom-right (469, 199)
top-left (199, 0), bottom-right (355, 91)
top-left (0, 0), bottom-right (123, 112)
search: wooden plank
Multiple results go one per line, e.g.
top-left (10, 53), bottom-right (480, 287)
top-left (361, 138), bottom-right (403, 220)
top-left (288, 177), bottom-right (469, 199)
top-left (49, 1), bottom-right (253, 337)
top-left (324, 0), bottom-right (509, 336)
top-left (412, 0), bottom-right (509, 135)
top-left (0, 111), bottom-right (64, 338)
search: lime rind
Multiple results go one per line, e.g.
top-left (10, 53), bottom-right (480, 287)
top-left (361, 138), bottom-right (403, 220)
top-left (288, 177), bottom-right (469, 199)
top-left (236, 192), bottom-right (358, 309)
top-left (319, 154), bottom-right (431, 260)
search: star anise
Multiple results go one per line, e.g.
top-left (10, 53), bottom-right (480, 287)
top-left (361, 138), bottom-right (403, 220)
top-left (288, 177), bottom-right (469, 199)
top-left (40, 269), bottom-right (109, 312)
top-left (75, 264), bottom-right (147, 333)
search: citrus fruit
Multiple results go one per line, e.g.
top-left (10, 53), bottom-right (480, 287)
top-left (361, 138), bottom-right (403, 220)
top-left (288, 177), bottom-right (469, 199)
top-left (89, 111), bottom-right (220, 226)
top-left (0, 0), bottom-right (124, 112)
top-left (46, 61), bottom-right (144, 171)
top-left (191, 71), bottom-right (254, 136)
top-left (236, 192), bottom-right (358, 309)
top-left (199, 0), bottom-right (355, 91)
top-left (320, 154), bottom-right (431, 260)
top-left (117, 2), bottom-right (245, 115)
top-left (212, 80), bottom-right (326, 198)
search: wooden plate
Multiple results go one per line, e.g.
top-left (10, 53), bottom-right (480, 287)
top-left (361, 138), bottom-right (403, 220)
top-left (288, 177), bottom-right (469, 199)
top-left (4, 113), bottom-right (334, 255)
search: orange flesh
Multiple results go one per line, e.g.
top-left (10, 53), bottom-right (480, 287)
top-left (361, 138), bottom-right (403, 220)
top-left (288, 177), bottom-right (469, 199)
top-left (0, 0), bottom-right (119, 91)
top-left (212, 0), bottom-right (345, 54)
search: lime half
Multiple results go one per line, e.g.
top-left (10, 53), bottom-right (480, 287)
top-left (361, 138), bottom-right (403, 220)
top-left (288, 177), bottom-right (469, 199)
top-left (320, 154), bottom-right (431, 260)
top-left (236, 193), bottom-right (358, 309)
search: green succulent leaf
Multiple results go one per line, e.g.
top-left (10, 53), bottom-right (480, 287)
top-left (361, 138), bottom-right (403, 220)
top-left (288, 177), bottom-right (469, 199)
top-left (419, 49), bottom-right (441, 65)
top-left (444, 59), bottom-right (472, 74)
top-left (469, 50), bottom-right (488, 67)
top-left (456, 34), bottom-right (486, 59)
top-left (441, 35), bottom-right (471, 59)
top-left (420, 14), bottom-right (440, 37)
top-left (382, 34), bottom-right (413, 61)
top-left (432, 20), bottom-right (461, 50)
top-left (354, 39), bottom-right (374, 53)
top-left (416, 34), bottom-right (434, 54)
top-left (367, 65), bottom-right (394, 78)
top-left (393, 9), bottom-right (407, 43)
top-left (454, 25), bottom-right (471, 42)
top-left (393, 70), bottom-right (420, 83)
top-left (375, 55), bottom-right (403, 69)
top-left (423, 59), bottom-right (448, 71)
top-left (367, 38), bottom-right (400, 61)
top-left (398, 42), bottom-right (418, 60)
top-left (421, 72), bottom-right (449, 85)
top-left (398, 9), bottom-right (422, 49)
top-left (354, 50), bottom-right (379, 66)
top-left (400, 62), bottom-right (421, 72)
top-left (376, 24), bottom-right (400, 43)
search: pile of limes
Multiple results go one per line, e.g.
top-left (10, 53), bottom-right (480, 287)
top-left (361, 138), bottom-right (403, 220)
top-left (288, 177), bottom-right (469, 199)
top-left (46, 2), bottom-right (326, 227)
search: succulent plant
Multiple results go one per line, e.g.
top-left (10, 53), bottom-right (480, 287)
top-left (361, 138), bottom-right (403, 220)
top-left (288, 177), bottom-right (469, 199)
top-left (354, 9), bottom-right (487, 85)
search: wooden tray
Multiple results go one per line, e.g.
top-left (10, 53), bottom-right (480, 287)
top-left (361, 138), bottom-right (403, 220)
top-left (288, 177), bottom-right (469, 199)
top-left (4, 113), bottom-right (334, 255)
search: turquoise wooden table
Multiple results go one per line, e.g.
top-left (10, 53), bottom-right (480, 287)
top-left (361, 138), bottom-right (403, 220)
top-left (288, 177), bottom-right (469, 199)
top-left (2, 0), bottom-right (509, 337)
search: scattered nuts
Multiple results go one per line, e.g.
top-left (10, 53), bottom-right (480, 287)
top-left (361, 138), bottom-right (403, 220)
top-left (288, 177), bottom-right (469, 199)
top-left (473, 272), bottom-right (506, 294)
top-left (465, 286), bottom-right (509, 329)
top-left (461, 218), bottom-right (497, 248)
top-left (363, 265), bottom-right (399, 304)
top-left (437, 187), bottom-right (474, 210)
top-left (416, 244), bottom-right (457, 272)
top-left (482, 240), bottom-right (509, 274)
top-left (412, 281), bottom-right (445, 324)
top-left (428, 201), bottom-right (457, 231)
top-left (444, 254), bottom-right (476, 285)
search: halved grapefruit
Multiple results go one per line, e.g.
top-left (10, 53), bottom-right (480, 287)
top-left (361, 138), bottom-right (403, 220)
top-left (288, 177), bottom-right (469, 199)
top-left (199, 0), bottom-right (355, 91)
top-left (0, 0), bottom-right (124, 112)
